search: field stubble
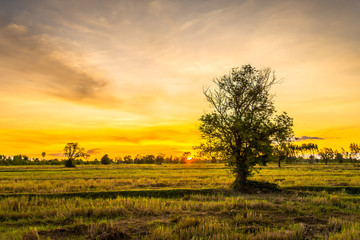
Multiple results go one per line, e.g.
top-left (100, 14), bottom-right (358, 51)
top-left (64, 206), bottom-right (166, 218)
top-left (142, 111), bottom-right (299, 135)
top-left (0, 163), bottom-right (360, 239)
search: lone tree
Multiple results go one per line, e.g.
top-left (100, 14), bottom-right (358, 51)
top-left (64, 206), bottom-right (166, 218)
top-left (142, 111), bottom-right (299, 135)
top-left (196, 65), bottom-right (293, 189)
top-left (101, 154), bottom-right (111, 165)
top-left (41, 152), bottom-right (46, 161)
top-left (63, 142), bottom-right (86, 167)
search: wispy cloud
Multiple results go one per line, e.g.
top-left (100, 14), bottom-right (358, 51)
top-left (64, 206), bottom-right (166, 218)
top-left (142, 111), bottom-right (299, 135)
top-left (87, 148), bottom-right (102, 154)
top-left (0, 23), bottom-right (120, 108)
top-left (295, 136), bottom-right (325, 141)
top-left (47, 153), bottom-right (64, 158)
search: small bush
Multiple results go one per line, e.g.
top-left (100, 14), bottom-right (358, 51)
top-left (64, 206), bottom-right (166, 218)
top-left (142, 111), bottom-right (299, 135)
top-left (65, 159), bottom-right (76, 168)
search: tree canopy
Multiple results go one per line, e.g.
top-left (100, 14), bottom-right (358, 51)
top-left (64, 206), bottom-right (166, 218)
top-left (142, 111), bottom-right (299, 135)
top-left (196, 65), bottom-right (293, 189)
top-left (63, 142), bottom-right (86, 167)
top-left (101, 154), bottom-right (111, 165)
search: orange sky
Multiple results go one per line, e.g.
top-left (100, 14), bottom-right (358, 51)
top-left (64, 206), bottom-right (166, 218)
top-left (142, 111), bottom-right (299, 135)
top-left (1, 0), bottom-right (360, 159)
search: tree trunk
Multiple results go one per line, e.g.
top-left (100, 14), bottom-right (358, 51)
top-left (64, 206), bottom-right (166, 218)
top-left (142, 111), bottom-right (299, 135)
top-left (236, 170), bottom-right (246, 184)
top-left (278, 155), bottom-right (285, 168)
top-left (65, 158), bottom-right (76, 168)
top-left (232, 165), bottom-right (247, 190)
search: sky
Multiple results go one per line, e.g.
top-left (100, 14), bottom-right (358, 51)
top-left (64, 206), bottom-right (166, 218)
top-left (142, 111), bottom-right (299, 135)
top-left (1, 0), bottom-right (360, 159)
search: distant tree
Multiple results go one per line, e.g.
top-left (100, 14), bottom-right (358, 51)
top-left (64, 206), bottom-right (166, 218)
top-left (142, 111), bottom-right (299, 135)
top-left (143, 155), bottom-right (155, 164)
top-left (287, 144), bottom-right (298, 160)
top-left (155, 153), bottom-right (165, 165)
top-left (134, 154), bottom-right (142, 164)
top-left (350, 143), bottom-right (360, 161)
top-left (13, 155), bottom-right (24, 165)
top-left (308, 143), bottom-right (319, 163)
top-left (93, 158), bottom-right (100, 165)
top-left (341, 148), bottom-right (351, 163)
top-left (123, 155), bottom-right (133, 164)
top-left (41, 152), bottom-right (46, 161)
top-left (63, 143), bottom-right (86, 167)
top-left (319, 148), bottom-right (334, 165)
top-left (335, 151), bottom-right (344, 164)
top-left (101, 154), bottom-right (111, 165)
top-left (172, 156), bottom-right (179, 164)
top-left (272, 112), bottom-right (294, 167)
top-left (114, 156), bottom-right (123, 164)
top-left (300, 143), bottom-right (318, 163)
top-left (299, 143), bottom-right (309, 159)
top-left (196, 65), bottom-right (293, 189)
top-left (295, 145), bottom-right (303, 158)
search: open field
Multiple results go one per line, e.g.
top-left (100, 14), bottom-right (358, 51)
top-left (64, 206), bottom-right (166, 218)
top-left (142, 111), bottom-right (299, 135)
top-left (1, 164), bottom-right (360, 239)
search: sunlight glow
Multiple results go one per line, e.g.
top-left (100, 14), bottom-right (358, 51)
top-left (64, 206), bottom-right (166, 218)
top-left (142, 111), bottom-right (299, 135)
top-left (1, 1), bottom-right (360, 158)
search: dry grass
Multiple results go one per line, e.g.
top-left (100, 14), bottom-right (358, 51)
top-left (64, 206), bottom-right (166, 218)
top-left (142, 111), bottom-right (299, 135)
top-left (86, 221), bottom-right (130, 240)
top-left (0, 164), bottom-right (359, 239)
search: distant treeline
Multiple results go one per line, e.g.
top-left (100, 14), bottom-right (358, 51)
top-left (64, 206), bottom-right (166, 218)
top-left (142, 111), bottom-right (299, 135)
top-left (0, 155), bottom-right (98, 166)
top-left (1, 142), bottom-right (359, 166)
top-left (0, 153), bottom-right (213, 166)
top-left (278, 142), bottom-right (360, 165)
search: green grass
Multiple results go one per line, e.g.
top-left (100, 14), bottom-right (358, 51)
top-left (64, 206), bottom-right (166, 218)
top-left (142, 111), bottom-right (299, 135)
top-left (0, 163), bottom-right (360, 239)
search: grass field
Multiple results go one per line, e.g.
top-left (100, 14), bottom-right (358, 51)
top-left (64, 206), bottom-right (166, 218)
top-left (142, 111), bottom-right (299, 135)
top-left (1, 163), bottom-right (360, 239)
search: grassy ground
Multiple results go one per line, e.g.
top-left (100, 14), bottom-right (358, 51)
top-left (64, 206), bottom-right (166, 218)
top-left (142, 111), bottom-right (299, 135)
top-left (0, 163), bottom-right (360, 239)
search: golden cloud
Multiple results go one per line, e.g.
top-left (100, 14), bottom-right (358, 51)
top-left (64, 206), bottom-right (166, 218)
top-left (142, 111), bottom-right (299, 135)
top-left (0, 23), bottom-right (120, 108)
